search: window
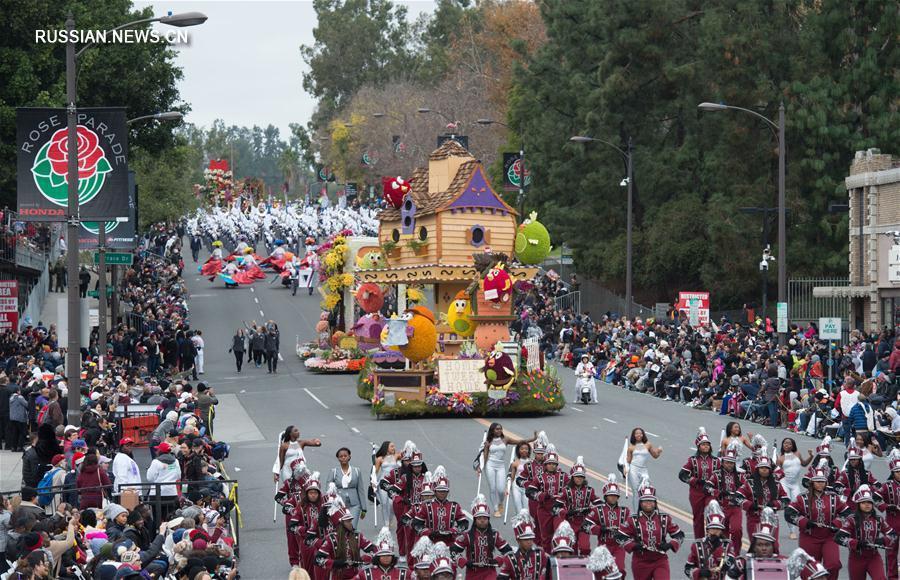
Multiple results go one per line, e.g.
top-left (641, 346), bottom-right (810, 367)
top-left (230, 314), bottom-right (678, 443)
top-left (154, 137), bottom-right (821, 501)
top-left (391, 228), bottom-right (400, 243)
top-left (468, 225), bottom-right (488, 247)
top-left (418, 226), bottom-right (428, 241)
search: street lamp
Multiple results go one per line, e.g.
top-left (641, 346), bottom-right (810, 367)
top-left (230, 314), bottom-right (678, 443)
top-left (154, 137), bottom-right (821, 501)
top-left (126, 111), bottom-right (184, 124)
top-left (698, 100), bottom-right (786, 344)
top-left (475, 119), bottom-right (528, 222)
top-left (570, 135), bottom-right (634, 319)
top-left (417, 107), bottom-right (460, 133)
top-left (64, 11), bottom-right (206, 425)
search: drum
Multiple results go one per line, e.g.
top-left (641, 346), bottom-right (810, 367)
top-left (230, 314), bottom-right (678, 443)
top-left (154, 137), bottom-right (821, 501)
top-left (747, 557), bottom-right (788, 579)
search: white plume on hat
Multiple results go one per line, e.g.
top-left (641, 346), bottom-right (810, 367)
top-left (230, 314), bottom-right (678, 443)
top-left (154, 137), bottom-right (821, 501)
top-left (705, 500), bottom-right (724, 519)
top-left (471, 493), bottom-right (488, 511)
top-left (431, 541), bottom-right (451, 561)
top-left (511, 508), bottom-right (534, 528)
top-left (374, 526), bottom-right (394, 550)
top-left (553, 520), bottom-right (575, 544)
top-left (534, 431), bottom-right (549, 448)
top-left (760, 506), bottom-right (777, 527)
top-left (587, 546), bottom-right (617, 572)
top-left (639, 474), bottom-right (651, 489)
top-left (402, 440), bottom-right (417, 456)
top-left (786, 548), bottom-right (816, 577)
top-left (411, 536), bottom-right (433, 560)
top-left (327, 492), bottom-right (346, 516)
top-left (751, 433), bottom-right (767, 449)
top-left (607, 473), bottom-right (618, 484)
top-left (433, 465), bottom-right (447, 480)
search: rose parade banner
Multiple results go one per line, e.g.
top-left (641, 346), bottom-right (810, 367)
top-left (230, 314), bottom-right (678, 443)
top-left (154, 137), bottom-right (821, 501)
top-left (79, 171), bottom-right (137, 249)
top-left (17, 108), bottom-right (130, 221)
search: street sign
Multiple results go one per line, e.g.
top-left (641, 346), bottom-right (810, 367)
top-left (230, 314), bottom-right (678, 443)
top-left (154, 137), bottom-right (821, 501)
top-left (776, 302), bottom-right (788, 333)
top-left (819, 317), bottom-right (842, 340)
top-left (93, 252), bottom-right (132, 265)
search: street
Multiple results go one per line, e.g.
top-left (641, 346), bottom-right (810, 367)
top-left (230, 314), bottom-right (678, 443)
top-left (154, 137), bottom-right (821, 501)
top-left (184, 251), bottom-right (888, 579)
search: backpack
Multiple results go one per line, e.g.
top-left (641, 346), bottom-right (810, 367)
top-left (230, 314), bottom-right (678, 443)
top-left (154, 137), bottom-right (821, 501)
top-left (211, 441), bottom-right (230, 461)
top-left (37, 404), bottom-right (49, 426)
top-left (37, 467), bottom-right (60, 506)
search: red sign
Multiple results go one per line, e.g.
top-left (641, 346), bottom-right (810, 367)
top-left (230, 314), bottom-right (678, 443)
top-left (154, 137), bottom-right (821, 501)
top-left (0, 281), bottom-right (19, 331)
top-left (677, 291), bottom-right (710, 325)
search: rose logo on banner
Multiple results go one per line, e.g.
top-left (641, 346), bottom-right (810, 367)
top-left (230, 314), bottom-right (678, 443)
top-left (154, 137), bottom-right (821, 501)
top-left (30, 126), bottom-right (113, 207)
top-left (81, 221), bottom-right (119, 235)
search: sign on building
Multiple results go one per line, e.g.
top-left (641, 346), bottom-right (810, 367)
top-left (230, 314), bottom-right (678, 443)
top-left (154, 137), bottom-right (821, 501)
top-left (819, 317), bottom-right (842, 340)
top-left (889, 246), bottom-right (900, 282)
top-left (777, 302), bottom-right (788, 333)
top-left (0, 281), bottom-right (18, 331)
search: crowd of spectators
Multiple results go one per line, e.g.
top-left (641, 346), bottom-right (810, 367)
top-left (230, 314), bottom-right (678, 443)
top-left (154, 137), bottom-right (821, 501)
top-left (0, 225), bottom-right (239, 580)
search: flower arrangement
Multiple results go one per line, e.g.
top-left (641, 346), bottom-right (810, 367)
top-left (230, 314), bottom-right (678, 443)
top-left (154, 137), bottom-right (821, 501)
top-left (317, 233), bottom-right (352, 311)
top-left (517, 368), bottom-right (562, 405)
top-left (487, 389), bottom-right (520, 410)
top-left (372, 387), bottom-right (385, 410)
top-left (303, 345), bottom-right (366, 373)
top-left (425, 386), bottom-right (449, 408)
top-left (448, 392), bottom-right (474, 414)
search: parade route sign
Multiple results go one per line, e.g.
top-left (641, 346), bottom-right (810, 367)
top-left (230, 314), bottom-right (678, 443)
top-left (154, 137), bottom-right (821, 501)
top-left (0, 281), bottom-right (18, 331)
top-left (819, 317), bottom-right (842, 341)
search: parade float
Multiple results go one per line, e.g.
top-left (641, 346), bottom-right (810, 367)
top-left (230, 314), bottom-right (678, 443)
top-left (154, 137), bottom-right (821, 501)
top-left (338, 139), bottom-right (564, 417)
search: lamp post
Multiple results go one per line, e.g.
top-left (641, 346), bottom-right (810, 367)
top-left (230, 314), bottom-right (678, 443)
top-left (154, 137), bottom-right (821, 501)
top-left (475, 119), bottom-right (528, 222)
top-left (64, 11), bottom-right (206, 425)
top-left (570, 135), bottom-right (634, 319)
top-left (698, 101), bottom-right (786, 344)
top-left (417, 107), bottom-right (461, 140)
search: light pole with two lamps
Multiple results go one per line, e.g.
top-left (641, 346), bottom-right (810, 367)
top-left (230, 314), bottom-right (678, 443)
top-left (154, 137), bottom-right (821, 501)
top-left (569, 135), bottom-right (634, 319)
top-left (698, 101), bottom-right (786, 344)
top-left (64, 11), bottom-right (206, 424)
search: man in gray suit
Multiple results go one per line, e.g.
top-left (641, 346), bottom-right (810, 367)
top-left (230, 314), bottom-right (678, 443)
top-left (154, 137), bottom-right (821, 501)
top-left (327, 447), bottom-right (368, 528)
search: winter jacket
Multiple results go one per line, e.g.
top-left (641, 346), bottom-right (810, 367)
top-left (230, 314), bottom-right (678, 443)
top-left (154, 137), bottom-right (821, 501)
top-left (230, 334), bottom-right (245, 353)
top-left (250, 332), bottom-right (265, 352)
top-left (0, 384), bottom-right (9, 419)
top-left (21, 447), bottom-right (43, 487)
top-left (146, 452), bottom-right (181, 496)
top-left (9, 393), bottom-right (28, 423)
top-left (150, 418), bottom-right (175, 443)
top-left (849, 400), bottom-right (876, 432)
top-left (264, 331), bottom-right (280, 353)
top-left (76, 463), bottom-right (111, 509)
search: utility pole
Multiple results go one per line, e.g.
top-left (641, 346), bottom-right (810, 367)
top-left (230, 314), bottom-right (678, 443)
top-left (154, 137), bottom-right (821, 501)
top-left (65, 13), bottom-right (82, 424)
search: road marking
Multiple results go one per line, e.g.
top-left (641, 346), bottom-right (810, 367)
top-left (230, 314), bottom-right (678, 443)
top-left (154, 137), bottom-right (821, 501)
top-left (646, 431), bottom-right (659, 437)
top-left (254, 297), bottom-right (259, 304)
top-left (259, 309), bottom-right (265, 317)
top-left (335, 415), bottom-right (344, 421)
top-left (303, 388), bottom-right (329, 409)
top-left (351, 427), bottom-right (360, 434)
top-left (602, 417), bottom-right (617, 424)
top-left (569, 406), bottom-right (584, 413)
top-left (191, 294), bottom-right (214, 297)
top-left (278, 353), bottom-right (283, 361)
top-left (250, 287), bottom-right (255, 293)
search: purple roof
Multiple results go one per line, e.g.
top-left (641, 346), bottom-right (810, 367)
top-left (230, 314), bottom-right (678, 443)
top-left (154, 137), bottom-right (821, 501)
top-left (446, 166), bottom-right (509, 212)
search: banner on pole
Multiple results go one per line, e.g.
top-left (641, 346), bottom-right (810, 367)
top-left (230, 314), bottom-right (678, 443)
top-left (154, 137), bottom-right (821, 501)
top-left (17, 107), bottom-right (130, 221)
top-left (78, 170), bottom-right (137, 249)
top-left (0, 281), bottom-right (19, 331)
top-left (502, 153), bottom-right (532, 191)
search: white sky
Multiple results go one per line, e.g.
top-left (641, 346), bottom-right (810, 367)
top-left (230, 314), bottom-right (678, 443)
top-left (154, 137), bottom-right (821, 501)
top-left (133, 0), bottom-right (436, 139)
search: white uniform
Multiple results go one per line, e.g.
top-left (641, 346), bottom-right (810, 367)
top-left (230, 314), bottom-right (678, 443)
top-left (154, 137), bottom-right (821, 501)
top-left (191, 335), bottom-right (205, 374)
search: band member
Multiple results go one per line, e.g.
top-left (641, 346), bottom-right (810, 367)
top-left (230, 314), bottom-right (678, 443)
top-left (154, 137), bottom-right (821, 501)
top-left (836, 485), bottom-right (897, 580)
top-left (555, 456), bottom-right (599, 556)
top-left (741, 434), bottom-right (768, 474)
top-left (431, 545), bottom-right (458, 580)
top-left (550, 521), bottom-right (586, 562)
top-left (801, 437), bottom-right (838, 491)
top-left (526, 444), bottom-right (568, 553)
top-left (736, 454), bottom-right (788, 543)
top-left (410, 537), bottom-right (435, 580)
top-left (835, 446), bottom-right (881, 507)
top-left (585, 475), bottom-right (629, 574)
top-left (390, 447), bottom-right (428, 556)
top-left (517, 431), bottom-right (549, 547)
top-left (276, 460), bottom-right (309, 568)
top-left (706, 443), bottom-right (745, 548)
top-left (617, 476), bottom-right (684, 580)
top-left (316, 497), bottom-right (376, 580)
top-left (586, 546), bottom-right (623, 580)
top-left (452, 494), bottom-right (512, 580)
top-left (784, 463), bottom-right (850, 580)
top-left (877, 451), bottom-right (900, 580)
top-left (290, 471), bottom-right (325, 572)
top-left (680, 427), bottom-right (720, 539)
top-left (684, 501), bottom-right (735, 580)
top-left (498, 510), bottom-right (551, 580)
top-left (727, 524), bottom-right (828, 579)
top-left (413, 466), bottom-right (468, 545)
top-left (358, 527), bottom-right (409, 580)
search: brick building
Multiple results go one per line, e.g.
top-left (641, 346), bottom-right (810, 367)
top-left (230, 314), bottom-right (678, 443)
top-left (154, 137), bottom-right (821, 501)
top-left (817, 149), bottom-right (900, 331)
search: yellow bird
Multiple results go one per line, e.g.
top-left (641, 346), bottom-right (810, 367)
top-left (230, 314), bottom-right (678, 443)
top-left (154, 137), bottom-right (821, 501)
top-left (399, 306), bottom-right (437, 363)
top-left (446, 290), bottom-right (476, 338)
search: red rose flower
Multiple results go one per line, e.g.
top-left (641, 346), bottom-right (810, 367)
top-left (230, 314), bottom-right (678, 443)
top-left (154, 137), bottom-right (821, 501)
top-left (46, 126), bottom-right (106, 181)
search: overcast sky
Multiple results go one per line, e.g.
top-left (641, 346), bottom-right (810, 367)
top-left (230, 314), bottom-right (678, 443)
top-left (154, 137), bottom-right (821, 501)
top-left (133, 0), bottom-right (436, 140)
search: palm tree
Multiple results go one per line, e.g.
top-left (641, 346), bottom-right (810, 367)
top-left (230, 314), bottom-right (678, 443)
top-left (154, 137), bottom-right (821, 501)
top-left (278, 148), bottom-right (300, 197)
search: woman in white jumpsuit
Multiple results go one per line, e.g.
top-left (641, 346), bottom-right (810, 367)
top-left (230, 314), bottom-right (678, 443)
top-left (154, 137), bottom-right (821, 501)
top-left (477, 423), bottom-right (536, 517)
top-left (272, 425), bottom-right (321, 483)
top-left (625, 427), bottom-right (663, 512)
top-left (374, 441), bottom-right (401, 526)
top-left (509, 442), bottom-right (532, 515)
top-left (777, 437), bottom-right (813, 539)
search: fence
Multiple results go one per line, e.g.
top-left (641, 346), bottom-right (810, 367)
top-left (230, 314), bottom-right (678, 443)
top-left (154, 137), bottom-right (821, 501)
top-left (579, 278), bottom-right (655, 319)
top-left (554, 291), bottom-right (581, 314)
top-left (789, 277), bottom-right (851, 341)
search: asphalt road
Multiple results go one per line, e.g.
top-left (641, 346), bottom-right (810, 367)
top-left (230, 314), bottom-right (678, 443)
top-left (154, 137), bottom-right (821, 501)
top-left (181, 251), bottom-right (891, 579)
